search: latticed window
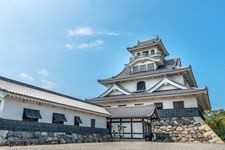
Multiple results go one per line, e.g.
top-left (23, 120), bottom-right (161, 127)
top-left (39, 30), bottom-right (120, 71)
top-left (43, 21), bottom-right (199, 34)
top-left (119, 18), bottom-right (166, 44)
top-left (23, 108), bottom-right (42, 122)
top-left (74, 116), bottom-right (82, 126)
top-left (147, 63), bottom-right (154, 71)
top-left (155, 102), bottom-right (163, 109)
top-left (91, 119), bottom-right (95, 128)
top-left (140, 65), bottom-right (146, 72)
top-left (52, 113), bottom-right (67, 125)
top-left (137, 81), bottom-right (146, 91)
top-left (132, 66), bottom-right (139, 73)
top-left (173, 101), bottom-right (184, 109)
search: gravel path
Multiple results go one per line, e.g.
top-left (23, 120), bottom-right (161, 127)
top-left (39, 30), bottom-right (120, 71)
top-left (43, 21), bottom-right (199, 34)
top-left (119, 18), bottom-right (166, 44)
top-left (0, 142), bottom-right (224, 150)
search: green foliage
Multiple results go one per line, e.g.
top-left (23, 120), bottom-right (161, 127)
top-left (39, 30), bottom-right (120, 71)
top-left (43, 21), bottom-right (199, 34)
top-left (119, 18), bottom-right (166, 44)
top-left (204, 109), bottom-right (225, 140)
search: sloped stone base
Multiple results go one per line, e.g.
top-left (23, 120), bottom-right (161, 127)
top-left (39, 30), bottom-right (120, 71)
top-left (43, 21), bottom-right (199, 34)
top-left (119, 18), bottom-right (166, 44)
top-left (152, 117), bottom-right (224, 144)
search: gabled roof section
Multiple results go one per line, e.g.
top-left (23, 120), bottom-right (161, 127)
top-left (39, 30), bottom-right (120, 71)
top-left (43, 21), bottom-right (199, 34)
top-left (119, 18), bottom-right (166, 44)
top-left (127, 37), bottom-right (169, 56)
top-left (0, 75), bottom-right (110, 116)
top-left (106, 104), bottom-right (159, 119)
top-left (99, 83), bottom-right (131, 97)
top-left (148, 77), bottom-right (188, 93)
top-left (98, 58), bottom-right (197, 87)
top-left (126, 56), bottom-right (160, 66)
top-left (88, 88), bottom-right (210, 110)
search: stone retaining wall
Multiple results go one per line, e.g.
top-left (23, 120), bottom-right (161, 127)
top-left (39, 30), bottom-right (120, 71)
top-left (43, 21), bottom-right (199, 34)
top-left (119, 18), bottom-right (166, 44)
top-left (0, 119), bottom-right (110, 146)
top-left (0, 130), bottom-right (111, 146)
top-left (152, 117), bottom-right (224, 144)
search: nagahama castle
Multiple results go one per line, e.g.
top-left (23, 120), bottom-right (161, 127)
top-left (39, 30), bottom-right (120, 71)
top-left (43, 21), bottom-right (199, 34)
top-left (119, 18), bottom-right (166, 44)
top-left (0, 37), bottom-right (223, 145)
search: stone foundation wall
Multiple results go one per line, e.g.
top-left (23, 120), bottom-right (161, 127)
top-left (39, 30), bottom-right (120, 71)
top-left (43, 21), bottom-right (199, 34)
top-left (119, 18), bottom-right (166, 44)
top-left (152, 117), bottom-right (224, 144)
top-left (0, 119), bottom-right (110, 146)
top-left (0, 130), bottom-right (111, 146)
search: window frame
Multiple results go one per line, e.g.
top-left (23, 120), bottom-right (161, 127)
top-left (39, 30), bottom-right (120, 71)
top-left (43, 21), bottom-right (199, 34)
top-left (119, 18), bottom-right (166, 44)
top-left (173, 101), bottom-right (184, 109)
top-left (91, 119), bottom-right (96, 128)
top-left (22, 108), bottom-right (41, 123)
top-left (52, 113), bottom-right (67, 125)
top-left (137, 81), bottom-right (146, 91)
top-left (154, 102), bottom-right (163, 109)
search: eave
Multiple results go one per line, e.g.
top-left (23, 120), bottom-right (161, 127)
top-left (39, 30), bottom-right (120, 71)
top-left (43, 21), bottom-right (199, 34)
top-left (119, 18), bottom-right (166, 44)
top-left (127, 39), bottom-right (169, 56)
top-left (99, 67), bottom-right (192, 86)
top-left (1, 89), bottom-right (110, 117)
top-left (89, 88), bottom-right (210, 110)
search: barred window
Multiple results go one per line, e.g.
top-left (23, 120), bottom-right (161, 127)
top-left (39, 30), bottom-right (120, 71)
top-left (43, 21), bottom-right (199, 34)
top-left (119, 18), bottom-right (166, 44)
top-left (154, 102), bottom-right (163, 109)
top-left (140, 65), bottom-right (147, 72)
top-left (147, 63), bottom-right (154, 71)
top-left (173, 101), bottom-right (184, 109)
top-left (132, 66), bottom-right (139, 73)
top-left (23, 108), bottom-right (42, 122)
top-left (137, 81), bottom-right (146, 91)
top-left (91, 119), bottom-right (95, 128)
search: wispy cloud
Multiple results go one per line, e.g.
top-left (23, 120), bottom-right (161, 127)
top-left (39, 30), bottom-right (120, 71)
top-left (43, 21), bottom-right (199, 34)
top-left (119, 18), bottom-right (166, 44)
top-left (40, 79), bottom-right (57, 90)
top-left (19, 73), bottom-right (34, 82)
top-left (68, 26), bottom-right (120, 37)
top-left (64, 40), bottom-right (104, 50)
top-left (97, 32), bottom-right (120, 36)
top-left (77, 40), bottom-right (104, 49)
top-left (38, 69), bottom-right (49, 76)
top-left (64, 43), bottom-right (74, 50)
top-left (68, 26), bottom-right (93, 36)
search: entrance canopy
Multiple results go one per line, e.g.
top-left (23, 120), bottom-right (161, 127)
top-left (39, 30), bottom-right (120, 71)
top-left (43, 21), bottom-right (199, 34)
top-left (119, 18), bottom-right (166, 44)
top-left (106, 104), bottom-right (159, 120)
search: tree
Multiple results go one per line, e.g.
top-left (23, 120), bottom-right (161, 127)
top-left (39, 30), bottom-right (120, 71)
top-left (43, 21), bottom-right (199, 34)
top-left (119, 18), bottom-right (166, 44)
top-left (204, 109), bottom-right (225, 140)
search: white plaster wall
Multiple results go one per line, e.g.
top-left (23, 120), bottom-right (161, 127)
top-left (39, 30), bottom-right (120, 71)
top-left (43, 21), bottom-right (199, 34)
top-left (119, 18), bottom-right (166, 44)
top-left (0, 92), bottom-right (5, 118)
top-left (98, 96), bottom-right (198, 109)
top-left (120, 75), bottom-right (185, 92)
top-left (108, 90), bottom-right (123, 96)
top-left (156, 84), bottom-right (177, 91)
top-left (2, 97), bottom-right (107, 128)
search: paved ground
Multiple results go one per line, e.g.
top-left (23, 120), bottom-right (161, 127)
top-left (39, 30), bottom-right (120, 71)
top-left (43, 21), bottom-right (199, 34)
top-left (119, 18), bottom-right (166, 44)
top-left (0, 142), bottom-right (225, 150)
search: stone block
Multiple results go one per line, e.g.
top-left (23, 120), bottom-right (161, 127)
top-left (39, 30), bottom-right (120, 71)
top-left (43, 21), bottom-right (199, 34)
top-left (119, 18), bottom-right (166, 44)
top-left (203, 131), bottom-right (214, 137)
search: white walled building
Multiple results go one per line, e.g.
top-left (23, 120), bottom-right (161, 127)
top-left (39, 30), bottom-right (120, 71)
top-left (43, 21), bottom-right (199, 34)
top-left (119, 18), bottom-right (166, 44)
top-left (0, 76), bottom-right (110, 134)
top-left (87, 37), bottom-right (211, 139)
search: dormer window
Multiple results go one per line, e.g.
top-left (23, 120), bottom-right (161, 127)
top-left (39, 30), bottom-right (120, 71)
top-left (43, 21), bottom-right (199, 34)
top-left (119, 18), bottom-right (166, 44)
top-left (137, 81), bottom-right (146, 91)
top-left (151, 49), bottom-right (155, 55)
top-left (147, 63), bottom-right (155, 71)
top-left (132, 63), bottom-right (155, 73)
top-left (143, 51), bottom-right (149, 56)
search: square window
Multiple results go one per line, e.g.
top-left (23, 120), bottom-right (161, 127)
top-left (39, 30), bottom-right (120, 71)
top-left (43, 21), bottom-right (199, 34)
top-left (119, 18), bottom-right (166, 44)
top-left (173, 101), bottom-right (184, 109)
top-left (132, 66), bottom-right (139, 73)
top-left (91, 119), bottom-right (95, 128)
top-left (140, 65), bottom-right (147, 72)
top-left (154, 102), bottom-right (163, 109)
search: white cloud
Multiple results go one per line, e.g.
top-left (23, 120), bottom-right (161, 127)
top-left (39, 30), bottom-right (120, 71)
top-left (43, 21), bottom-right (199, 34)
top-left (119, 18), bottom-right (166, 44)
top-left (68, 26), bottom-right (93, 36)
top-left (97, 32), bottom-right (120, 36)
top-left (77, 40), bottom-right (104, 49)
top-left (64, 43), bottom-right (74, 50)
top-left (68, 26), bottom-right (121, 37)
top-left (19, 73), bottom-right (34, 82)
top-left (38, 69), bottom-right (49, 76)
top-left (40, 79), bottom-right (57, 90)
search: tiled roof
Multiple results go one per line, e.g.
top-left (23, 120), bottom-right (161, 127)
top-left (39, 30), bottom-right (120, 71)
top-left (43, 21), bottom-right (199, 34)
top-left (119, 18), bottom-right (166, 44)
top-left (127, 38), bottom-right (169, 56)
top-left (98, 58), bottom-right (194, 84)
top-left (0, 76), bottom-right (110, 116)
top-left (88, 88), bottom-right (208, 102)
top-left (106, 104), bottom-right (158, 119)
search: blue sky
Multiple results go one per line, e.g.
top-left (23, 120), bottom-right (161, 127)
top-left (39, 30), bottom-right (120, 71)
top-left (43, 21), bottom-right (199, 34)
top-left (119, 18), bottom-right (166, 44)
top-left (0, 0), bottom-right (225, 109)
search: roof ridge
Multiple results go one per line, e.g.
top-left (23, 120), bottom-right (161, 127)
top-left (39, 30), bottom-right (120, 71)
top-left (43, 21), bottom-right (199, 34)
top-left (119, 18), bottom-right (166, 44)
top-left (0, 75), bottom-right (83, 102)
